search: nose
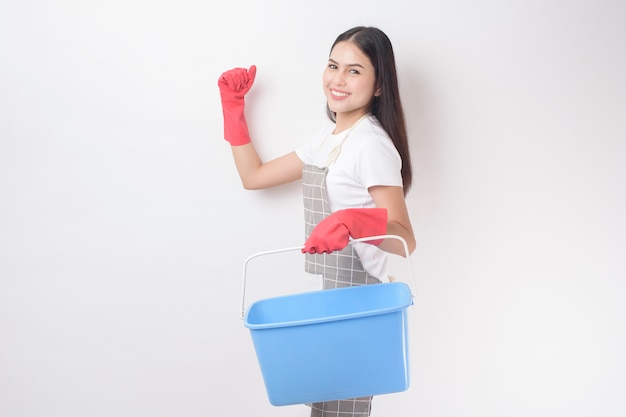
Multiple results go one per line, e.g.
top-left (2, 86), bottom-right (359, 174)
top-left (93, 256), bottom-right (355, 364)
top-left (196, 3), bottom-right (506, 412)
top-left (332, 70), bottom-right (346, 86)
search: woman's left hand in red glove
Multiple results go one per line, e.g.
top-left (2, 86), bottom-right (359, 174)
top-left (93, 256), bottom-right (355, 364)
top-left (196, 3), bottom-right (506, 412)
top-left (302, 208), bottom-right (387, 254)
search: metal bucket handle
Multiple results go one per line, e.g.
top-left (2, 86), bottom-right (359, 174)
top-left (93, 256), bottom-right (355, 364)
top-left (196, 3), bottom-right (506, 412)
top-left (241, 234), bottom-right (416, 319)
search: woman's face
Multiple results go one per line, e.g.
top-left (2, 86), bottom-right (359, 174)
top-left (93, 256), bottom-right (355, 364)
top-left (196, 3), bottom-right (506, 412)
top-left (323, 41), bottom-right (380, 126)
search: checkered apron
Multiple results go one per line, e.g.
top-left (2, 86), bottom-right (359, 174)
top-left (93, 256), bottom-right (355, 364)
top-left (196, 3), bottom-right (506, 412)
top-left (302, 162), bottom-right (380, 417)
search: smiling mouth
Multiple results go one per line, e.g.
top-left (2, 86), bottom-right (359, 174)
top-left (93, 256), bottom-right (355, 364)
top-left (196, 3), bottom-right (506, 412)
top-left (331, 89), bottom-right (349, 98)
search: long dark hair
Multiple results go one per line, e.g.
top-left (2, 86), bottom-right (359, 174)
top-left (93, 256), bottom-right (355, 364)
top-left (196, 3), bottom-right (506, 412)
top-left (327, 26), bottom-right (412, 194)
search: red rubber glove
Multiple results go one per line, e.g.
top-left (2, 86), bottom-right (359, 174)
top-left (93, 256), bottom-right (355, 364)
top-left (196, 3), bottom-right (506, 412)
top-left (302, 208), bottom-right (388, 254)
top-left (217, 65), bottom-right (257, 146)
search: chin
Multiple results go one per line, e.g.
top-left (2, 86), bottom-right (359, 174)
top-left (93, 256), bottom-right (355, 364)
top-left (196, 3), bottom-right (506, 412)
top-left (326, 103), bottom-right (345, 114)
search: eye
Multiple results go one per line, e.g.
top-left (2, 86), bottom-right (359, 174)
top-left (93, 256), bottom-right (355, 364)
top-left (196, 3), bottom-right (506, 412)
top-left (349, 69), bottom-right (360, 75)
top-left (328, 63), bottom-right (337, 69)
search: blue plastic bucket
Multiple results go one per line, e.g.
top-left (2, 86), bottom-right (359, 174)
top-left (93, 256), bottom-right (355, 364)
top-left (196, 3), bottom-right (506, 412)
top-left (244, 282), bottom-right (413, 406)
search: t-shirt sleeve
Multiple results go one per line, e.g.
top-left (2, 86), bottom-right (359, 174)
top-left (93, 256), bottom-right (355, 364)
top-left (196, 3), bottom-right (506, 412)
top-left (356, 136), bottom-right (403, 189)
top-left (295, 140), bottom-right (312, 165)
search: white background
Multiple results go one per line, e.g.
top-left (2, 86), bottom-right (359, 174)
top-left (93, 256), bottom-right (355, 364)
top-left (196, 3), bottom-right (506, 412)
top-left (1, 1), bottom-right (625, 416)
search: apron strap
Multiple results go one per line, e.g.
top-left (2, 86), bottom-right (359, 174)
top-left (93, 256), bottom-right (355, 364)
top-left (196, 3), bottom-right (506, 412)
top-left (322, 114), bottom-right (369, 167)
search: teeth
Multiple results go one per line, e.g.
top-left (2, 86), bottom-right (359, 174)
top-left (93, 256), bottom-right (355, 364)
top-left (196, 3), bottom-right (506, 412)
top-left (331, 89), bottom-right (348, 97)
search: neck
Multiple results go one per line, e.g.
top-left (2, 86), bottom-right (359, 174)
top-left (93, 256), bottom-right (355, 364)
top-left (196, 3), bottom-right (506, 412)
top-left (333, 112), bottom-right (369, 134)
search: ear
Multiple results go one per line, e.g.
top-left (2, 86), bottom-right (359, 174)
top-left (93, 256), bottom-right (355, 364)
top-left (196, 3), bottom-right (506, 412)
top-left (374, 85), bottom-right (382, 97)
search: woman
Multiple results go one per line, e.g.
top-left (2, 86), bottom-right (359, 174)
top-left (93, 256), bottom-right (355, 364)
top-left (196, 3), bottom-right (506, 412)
top-left (218, 26), bottom-right (415, 417)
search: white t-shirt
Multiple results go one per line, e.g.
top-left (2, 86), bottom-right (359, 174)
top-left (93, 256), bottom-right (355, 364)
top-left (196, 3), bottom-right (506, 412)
top-left (295, 115), bottom-right (403, 280)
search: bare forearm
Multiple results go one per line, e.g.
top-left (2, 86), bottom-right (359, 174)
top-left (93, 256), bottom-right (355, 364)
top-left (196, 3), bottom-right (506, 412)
top-left (231, 143), bottom-right (263, 189)
top-left (378, 221), bottom-right (416, 257)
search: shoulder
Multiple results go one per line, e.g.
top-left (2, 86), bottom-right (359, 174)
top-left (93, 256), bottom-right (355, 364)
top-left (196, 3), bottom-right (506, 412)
top-left (295, 123), bottom-right (335, 163)
top-left (342, 116), bottom-right (403, 188)
top-left (351, 116), bottom-right (401, 162)
top-left (354, 115), bottom-right (387, 138)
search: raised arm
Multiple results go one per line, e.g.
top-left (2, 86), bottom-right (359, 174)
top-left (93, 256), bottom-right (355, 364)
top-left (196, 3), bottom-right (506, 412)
top-left (218, 66), bottom-right (302, 189)
top-left (231, 146), bottom-right (302, 190)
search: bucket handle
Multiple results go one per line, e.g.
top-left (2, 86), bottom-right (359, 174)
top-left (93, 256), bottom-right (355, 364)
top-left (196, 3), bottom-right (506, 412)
top-left (241, 234), bottom-right (416, 320)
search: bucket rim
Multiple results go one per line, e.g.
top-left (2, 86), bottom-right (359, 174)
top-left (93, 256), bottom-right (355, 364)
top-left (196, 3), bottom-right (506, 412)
top-left (244, 282), bottom-right (413, 330)
top-left (244, 304), bottom-right (411, 329)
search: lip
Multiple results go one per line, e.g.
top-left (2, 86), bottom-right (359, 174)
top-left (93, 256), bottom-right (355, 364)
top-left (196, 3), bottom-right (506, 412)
top-left (330, 89), bottom-right (350, 99)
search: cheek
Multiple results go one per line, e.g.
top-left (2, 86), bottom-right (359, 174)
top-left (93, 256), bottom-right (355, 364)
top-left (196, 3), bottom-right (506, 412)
top-left (322, 71), bottom-right (332, 87)
top-left (355, 79), bottom-right (377, 97)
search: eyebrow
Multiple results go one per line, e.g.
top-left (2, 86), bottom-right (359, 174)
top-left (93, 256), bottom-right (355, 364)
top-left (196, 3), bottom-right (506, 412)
top-left (328, 58), bottom-right (365, 69)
